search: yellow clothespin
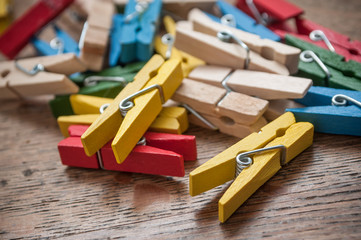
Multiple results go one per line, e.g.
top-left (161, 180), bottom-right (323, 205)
top-left (0, 53), bottom-right (85, 100)
top-left (190, 112), bottom-right (314, 222)
top-left (174, 8), bottom-right (301, 75)
top-left (79, 0), bottom-right (114, 71)
top-left (81, 54), bottom-right (183, 163)
top-left (58, 94), bottom-right (189, 137)
top-left (155, 15), bottom-right (205, 77)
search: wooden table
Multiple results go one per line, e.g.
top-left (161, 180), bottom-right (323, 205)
top-left (1, 0), bottom-right (360, 239)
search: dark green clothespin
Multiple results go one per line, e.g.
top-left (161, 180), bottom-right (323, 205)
top-left (49, 62), bottom-right (146, 118)
top-left (285, 34), bottom-right (361, 91)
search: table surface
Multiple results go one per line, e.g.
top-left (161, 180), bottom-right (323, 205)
top-left (1, 0), bottom-right (361, 239)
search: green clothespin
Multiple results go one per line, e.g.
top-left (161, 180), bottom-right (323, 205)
top-left (49, 62), bottom-right (146, 118)
top-left (285, 34), bottom-right (361, 91)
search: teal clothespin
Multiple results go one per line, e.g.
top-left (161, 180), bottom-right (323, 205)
top-left (214, 0), bottom-right (280, 41)
top-left (119, 0), bottom-right (162, 63)
top-left (285, 34), bottom-right (361, 91)
top-left (31, 25), bottom-right (80, 56)
top-left (49, 62), bottom-right (146, 118)
top-left (287, 86), bottom-right (361, 136)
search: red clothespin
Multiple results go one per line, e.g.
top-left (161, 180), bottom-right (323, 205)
top-left (236, 0), bottom-right (303, 24)
top-left (58, 125), bottom-right (197, 177)
top-left (0, 0), bottom-right (74, 59)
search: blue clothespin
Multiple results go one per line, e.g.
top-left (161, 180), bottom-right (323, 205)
top-left (119, 0), bottom-right (162, 63)
top-left (286, 86), bottom-right (361, 136)
top-left (213, 0), bottom-right (280, 42)
top-left (31, 25), bottom-right (80, 56)
top-left (109, 14), bottom-right (124, 67)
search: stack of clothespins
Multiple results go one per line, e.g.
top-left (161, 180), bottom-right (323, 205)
top-left (0, 0), bottom-right (360, 223)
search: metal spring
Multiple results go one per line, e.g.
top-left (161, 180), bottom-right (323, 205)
top-left (300, 50), bottom-right (331, 87)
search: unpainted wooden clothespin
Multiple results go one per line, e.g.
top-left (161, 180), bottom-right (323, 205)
top-left (189, 112), bottom-right (314, 222)
top-left (286, 35), bottom-right (361, 91)
top-left (172, 65), bottom-right (312, 138)
top-left (79, 0), bottom-right (114, 71)
top-left (0, 0), bottom-right (74, 59)
top-left (188, 8), bottom-right (301, 74)
top-left (80, 55), bottom-right (183, 164)
top-left (287, 86), bottom-right (361, 136)
top-left (174, 9), bottom-right (299, 75)
top-left (154, 15), bottom-right (205, 77)
top-left (0, 53), bottom-right (85, 100)
top-left (58, 125), bottom-right (197, 176)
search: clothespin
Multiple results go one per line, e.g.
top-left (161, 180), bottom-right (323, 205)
top-left (118, 0), bottom-right (162, 63)
top-left (172, 65), bottom-right (312, 138)
top-left (189, 112), bottom-right (314, 222)
top-left (174, 9), bottom-right (297, 75)
top-left (79, 0), bottom-right (114, 71)
top-left (287, 86), bottom-right (361, 136)
top-left (210, 0), bottom-right (280, 41)
top-left (236, 0), bottom-right (303, 26)
top-left (31, 25), bottom-right (80, 56)
top-left (285, 34), bottom-right (361, 91)
top-left (79, 54), bottom-right (183, 164)
top-left (154, 15), bottom-right (205, 77)
top-left (0, 53), bottom-right (85, 100)
top-left (58, 125), bottom-right (197, 176)
top-left (187, 8), bottom-right (300, 74)
top-left (49, 62), bottom-right (146, 118)
top-left (0, 0), bottom-right (74, 59)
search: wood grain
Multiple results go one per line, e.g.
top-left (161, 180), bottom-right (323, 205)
top-left (1, 0), bottom-right (361, 239)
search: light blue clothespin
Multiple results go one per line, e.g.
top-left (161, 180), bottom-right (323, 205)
top-left (119, 0), bottom-right (162, 63)
top-left (31, 25), bottom-right (79, 56)
top-left (109, 14), bottom-right (124, 67)
top-left (287, 86), bottom-right (361, 136)
top-left (212, 0), bottom-right (280, 41)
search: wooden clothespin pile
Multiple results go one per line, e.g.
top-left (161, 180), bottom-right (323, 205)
top-left (1, 0), bottom-right (360, 222)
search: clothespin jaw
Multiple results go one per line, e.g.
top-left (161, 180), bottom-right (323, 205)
top-left (31, 25), bottom-right (80, 56)
top-left (120, 0), bottom-right (162, 63)
top-left (190, 112), bottom-right (313, 222)
top-left (154, 15), bottom-right (205, 77)
top-left (0, 53), bottom-right (85, 100)
top-left (215, 0), bottom-right (280, 41)
top-left (80, 54), bottom-right (183, 163)
top-left (0, 0), bottom-right (74, 59)
top-left (287, 86), bottom-right (361, 136)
